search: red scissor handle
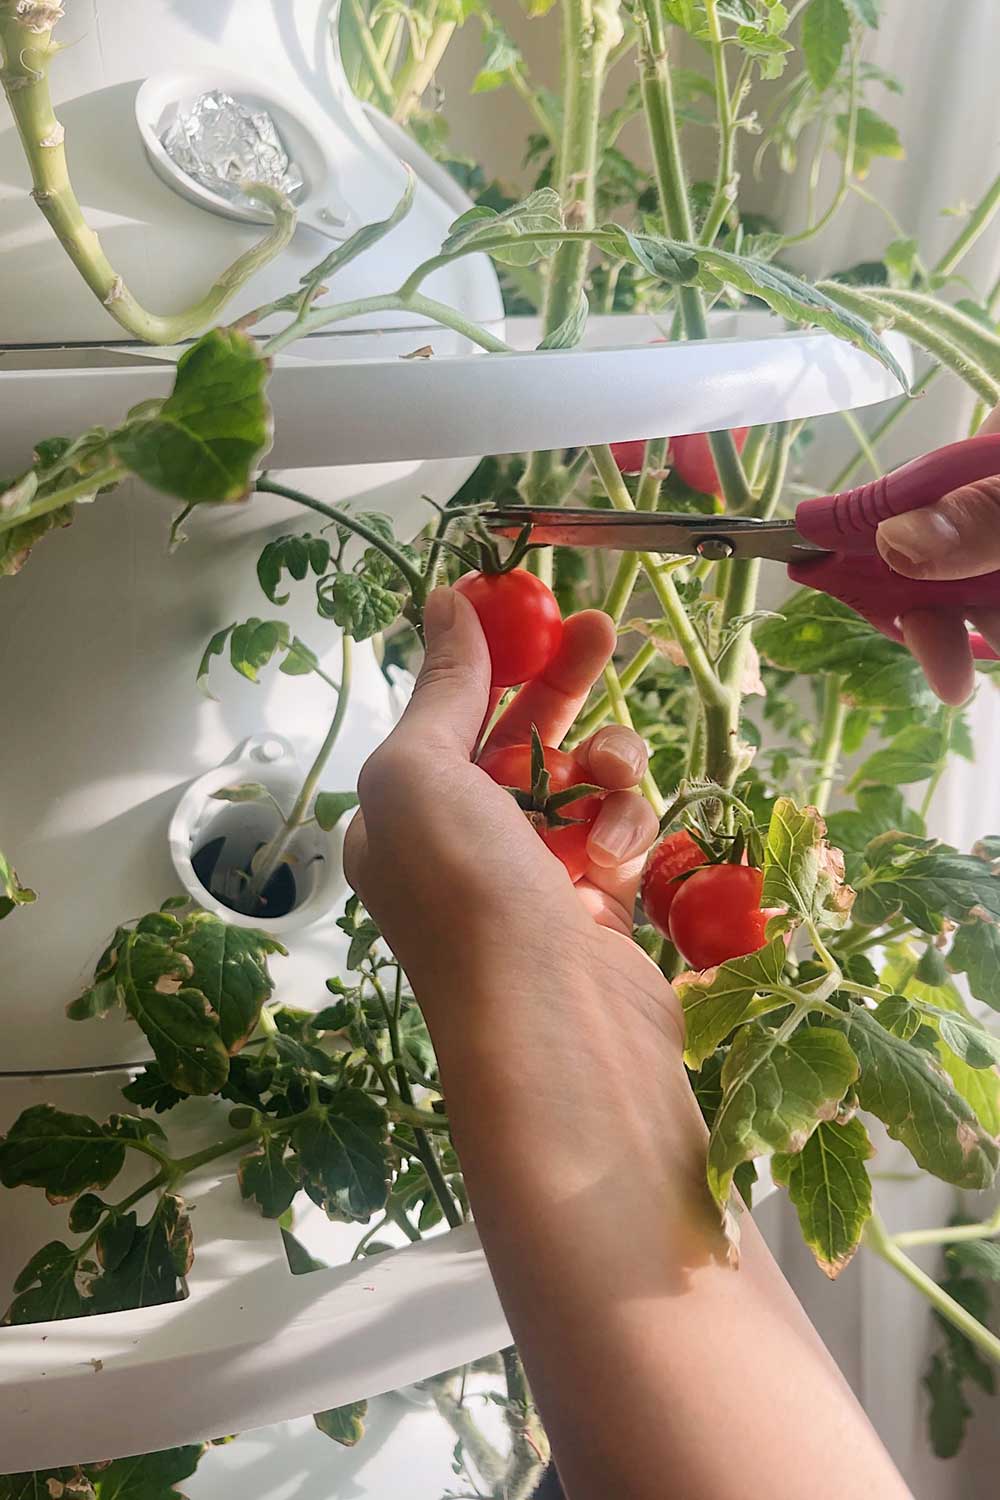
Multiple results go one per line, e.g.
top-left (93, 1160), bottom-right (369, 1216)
top-left (789, 433), bottom-right (1000, 660)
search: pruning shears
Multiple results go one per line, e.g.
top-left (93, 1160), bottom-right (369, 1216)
top-left (486, 432), bottom-right (1000, 661)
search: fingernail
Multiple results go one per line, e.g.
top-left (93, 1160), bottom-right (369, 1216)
top-left (590, 811), bottom-right (640, 864)
top-left (877, 508), bottom-right (960, 571)
top-left (596, 727), bottom-right (646, 779)
top-left (423, 587), bottom-right (456, 645)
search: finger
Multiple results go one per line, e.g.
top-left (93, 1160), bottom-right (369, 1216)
top-left (876, 477), bottom-right (1000, 580)
top-left (576, 852), bottom-right (650, 935)
top-left (979, 402), bottom-right (1000, 435)
top-left (587, 789), bottom-right (659, 868)
top-left (342, 806), bottom-right (368, 897)
top-left (968, 607), bottom-right (1000, 658)
top-left (483, 610), bottom-right (616, 753)
top-left (573, 725), bottom-right (648, 790)
top-left (900, 608), bottom-right (975, 705)
top-left (389, 587), bottom-right (492, 756)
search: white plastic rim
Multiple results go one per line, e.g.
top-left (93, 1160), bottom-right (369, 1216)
top-left (0, 312), bottom-right (912, 479)
top-left (0, 1067), bottom-right (776, 1471)
top-left (168, 735), bottom-right (350, 936)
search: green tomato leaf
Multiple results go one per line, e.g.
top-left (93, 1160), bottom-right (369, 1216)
top-left (0, 847), bottom-right (36, 921)
top-left (228, 617), bottom-right (291, 682)
top-left (257, 533), bottom-right (331, 605)
top-left (949, 916), bottom-right (1000, 1012)
top-left (314, 791), bottom-right (360, 831)
top-left (949, 1239), bottom-right (1000, 1280)
top-left (677, 938), bottom-right (787, 1069)
top-left (120, 1064), bottom-right (187, 1115)
top-left (851, 721), bottom-right (949, 789)
top-left (802, 0), bottom-right (850, 92)
top-left (825, 785), bottom-right (924, 883)
top-left (835, 1008), bottom-right (1000, 1189)
top-left (108, 930), bottom-right (230, 1095)
top-left (537, 289), bottom-right (589, 349)
top-left (196, 625), bottom-right (234, 699)
top-left (855, 832), bottom-right (1000, 934)
top-left (90, 1194), bottom-right (193, 1314)
top-left (835, 106), bottom-right (904, 177)
top-left (0, 503), bottom-right (76, 577)
top-left (96, 1210), bottom-right (139, 1274)
top-left (176, 911), bottom-right (286, 1053)
top-left (923, 1352), bottom-right (972, 1460)
top-left (0, 1105), bottom-right (127, 1204)
top-left (442, 188), bottom-right (563, 266)
top-left (317, 572), bottom-right (403, 641)
top-left (762, 796), bottom-right (854, 929)
top-left (238, 1136), bottom-right (301, 1219)
top-left (706, 1024), bottom-right (859, 1210)
top-left (314, 1400), bottom-right (368, 1446)
top-left (0, 1468), bottom-right (94, 1499)
top-left (756, 590), bottom-right (930, 709)
top-left (112, 329), bottom-right (272, 503)
top-left (88, 1446), bottom-right (206, 1500)
top-left (293, 1090), bottom-right (389, 1222)
top-left (772, 1116), bottom-right (874, 1278)
top-left (280, 637), bottom-right (320, 676)
top-left (3, 1240), bottom-right (89, 1325)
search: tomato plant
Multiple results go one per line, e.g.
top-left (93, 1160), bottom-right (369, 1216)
top-left (454, 569), bottom-right (563, 687)
top-left (667, 864), bottom-right (769, 969)
top-left (4, 0), bottom-right (1000, 1489)
top-left (478, 738), bottom-right (604, 882)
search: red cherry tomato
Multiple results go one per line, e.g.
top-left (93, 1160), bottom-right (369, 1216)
top-left (640, 830), bottom-right (706, 935)
top-left (478, 743), bottom-right (603, 882)
top-left (455, 570), bottom-right (563, 688)
top-left (609, 439), bottom-right (648, 475)
top-left (668, 864), bottom-right (769, 970)
top-left (670, 429), bottom-right (749, 498)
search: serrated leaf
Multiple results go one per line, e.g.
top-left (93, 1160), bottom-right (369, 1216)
top-left (68, 1193), bottom-right (105, 1233)
top-left (949, 917), bottom-right (1000, 1011)
top-left (604, 228), bottom-right (699, 284)
top-left (90, 1195), bottom-right (192, 1313)
top-left (756, 590), bottom-right (930, 709)
top-left (88, 1446), bottom-right (205, 1500)
top-left (923, 1352), bottom-right (971, 1459)
top-left (442, 188), bottom-right (563, 267)
top-left (856, 832), bottom-right (1000, 935)
top-left (762, 796), bottom-right (854, 928)
top-left (317, 572), bottom-right (402, 641)
top-left (113, 932), bottom-right (229, 1095)
top-left (176, 911), bottom-right (286, 1053)
top-left (835, 107), bottom-right (904, 177)
top-left (239, 1136), bottom-right (300, 1218)
top-left (313, 1400), bottom-right (368, 1446)
top-left (836, 1008), bottom-right (1000, 1188)
top-left (228, 617), bottom-right (290, 682)
top-left (852, 722), bottom-right (948, 789)
top-left (314, 791), bottom-right (360, 831)
top-left (825, 784), bottom-right (923, 884)
top-left (112, 329), bottom-right (272, 503)
top-left (0, 1105), bottom-right (126, 1204)
top-left (293, 1090), bottom-right (389, 1222)
top-left (707, 1025), bottom-right (859, 1208)
top-left (256, 533), bottom-right (330, 605)
top-left (3, 1240), bottom-right (89, 1325)
top-left (280, 637), bottom-right (319, 676)
top-left (677, 938), bottom-right (787, 1069)
top-left (773, 1116), bottom-right (873, 1277)
top-left (120, 1064), bottom-right (187, 1114)
top-left (537, 290), bottom-right (589, 349)
top-left (802, 0), bottom-right (849, 92)
top-left (96, 1210), bottom-right (138, 1274)
top-left (0, 847), bottom-right (36, 920)
top-left (196, 625), bottom-right (234, 699)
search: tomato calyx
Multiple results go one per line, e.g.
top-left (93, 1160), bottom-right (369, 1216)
top-left (444, 516), bottom-right (539, 579)
top-left (498, 726), bottom-right (604, 829)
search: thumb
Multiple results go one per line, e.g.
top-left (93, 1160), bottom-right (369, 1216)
top-left (876, 477), bottom-right (1000, 580)
top-left (399, 586), bottom-right (492, 755)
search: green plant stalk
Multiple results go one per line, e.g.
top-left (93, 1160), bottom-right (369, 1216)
top-left (809, 675), bottom-right (848, 814)
top-left (831, 914), bottom-right (912, 957)
top-left (635, 0), bottom-right (750, 511)
top-left (697, 0), bottom-right (740, 249)
top-left (602, 660), bottom-right (665, 814)
top-left (894, 1204), bottom-right (1000, 1249)
top-left (520, 0), bottom-right (617, 505)
top-left (0, 14), bottom-right (296, 344)
top-left (865, 1209), bottom-right (1000, 1366)
top-left (345, 0), bottom-right (396, 110)
top-left (838, 408), bottom-right (884, 481)
top-left (935, 170), bottom-right (1000, 279)
top-left (598, 436), bottom-right (669, 623)
top-left (919, 706), bottom-right (957, 821)
top-left (567, 639), bottom-right (658, 745)
top-left (240, 635), bottom-right (353, 914)
top-left (263, 288), bottom-right (512, 357)
top-left (429, 1376), bottom-right (507, 1491)
top-left (781, 40), bottom-right (859, 249)
top-left (0, 462), bottom-right (122, 536)
top-left (392, 20), bottom-right (457, 123)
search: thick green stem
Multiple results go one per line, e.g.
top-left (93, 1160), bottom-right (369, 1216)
top-left (345, 0), bottom-right (396, 110)
top-left (521, 0), bottom-right (618, 503)
top-left (602, 661), bottom-right (665, 814)
top-left (429, 1377), bottom-right (507, 1491)
top-left (697, 0), bottom-right (741, 248)
top-left (894, 1204), bottom-right (1000, 1250)
top-left (865, 1209), bottom-right (1000, 1366)
top-left (240, 635), bottom-right (353, 914)
top-left (264, 289), bottom-right (512, 357)
top-left (0, 15), bottom-right (295, 344)
top-left (809, 675), bottom-right (847, 814)
top-left (392, 20), bottom-right (456, 123)
top-left (935, 170), bottom-right (1000, 279)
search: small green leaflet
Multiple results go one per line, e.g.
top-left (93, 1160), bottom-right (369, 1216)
top-left (537, 290), bottom-right (589, 349)
top-left (761, 796), bottom-right (854, 930)
top-left (677, 938), bottom-right (787, 1069)
top-left (313, 1400), bottom-right (368, 1446)
top-left (472, 21), bottom-right (521, 93)
top-left (0, 1105), bottom-right (130, 1203)
top-left (293, 1090), bottom-right (389, 1222)
top-left (256, 533), bottom-right (331, 604)
top-left (88, 1446), bottom-right (207, 1500)
top-left (801, 0), bottom-right (849, 92)
top-left (755, 590), bottom-right (930, 709)
top-left (441, 188), bottom-right (563, 267)
top-left (825, 784), bottom-right (924, 884)
top-left (854, 831), bottom-right (1000, 934)
top-left (90, 1194), bottom-right (193, 1314)
top-left (115, 931), bottom-right (231, 1095)
top-left (706, 1024), bottom-right (859, 1209)
top-left (949, 916), bottom-right (1000, 1012)
top-left (177, 911), bottom-right (286, 1053)
top-left (239, 1136), bottom-right (301, 1219)
top-left (772, 1117), bottom-right (873, 1278)
top-left (836, 1008), bottom-right (1000, 1189)
top-left (0, 847), bottom-right (36, 920)
top-left (3, 1240), bottom-right (90, 1325)
top-left (835, 107), bottom-right (904, 177)
top-left (317, 571), bottom-right (403, 641)
top-left (112, 329), bottom-right (272, 503)
top-left (314, 791), bottom-right (360, 831)
top-left (299, 169), bottom-right (415, 297)
top-left (197, 618), bottom-right (322, 694)
top-left (851, 720), bottom-right (949, 789)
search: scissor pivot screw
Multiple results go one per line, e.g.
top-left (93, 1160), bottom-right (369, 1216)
top-left (695, 536), bottom-right (735, 560)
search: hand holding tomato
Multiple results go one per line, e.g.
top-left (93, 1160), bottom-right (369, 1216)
top-left (667, 863), bottom-right (771, 970)
top-left (454, 568), bottom-right (563, 687)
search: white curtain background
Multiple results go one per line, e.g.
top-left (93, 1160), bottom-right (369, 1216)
top-left (444, 3), bottom-right (1000, 1493)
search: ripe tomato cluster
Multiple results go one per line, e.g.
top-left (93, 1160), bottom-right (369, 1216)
top-left (610, 429), bottom-right (749, 497)
top-left (478, 743), bottom-right (602, 884)
top-left (641, 830), bottom-right (772, 970)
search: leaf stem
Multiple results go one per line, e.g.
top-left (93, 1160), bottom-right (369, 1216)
top-left (893, 1205), bottom-right (1000, 1249)
top-left (809, 675), bottom-right (847, 814)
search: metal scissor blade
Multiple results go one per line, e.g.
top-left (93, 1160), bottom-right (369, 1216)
top-left (485, 508), bottom-right (829, 565)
